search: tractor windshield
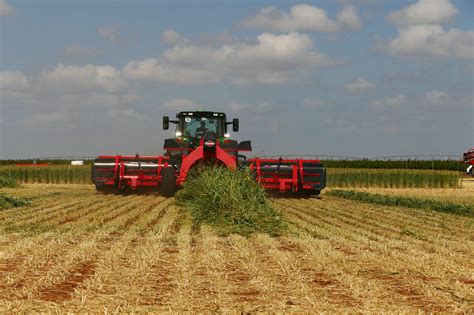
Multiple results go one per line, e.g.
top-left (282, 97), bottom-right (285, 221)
top-left (181, 116), bottom-right (225, 138)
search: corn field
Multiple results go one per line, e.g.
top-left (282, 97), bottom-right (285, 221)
top-left (0, 166), bottom-right (461, 188)
top-left (327, 168), bottom-right (459, 188)
top-left (0, 159), bottom-right (464, 170)
top-left (0, 166), bottom-right (91, 184)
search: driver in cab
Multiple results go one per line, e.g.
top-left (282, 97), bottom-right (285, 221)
top-left (195, 121), bottom-right (208, 138)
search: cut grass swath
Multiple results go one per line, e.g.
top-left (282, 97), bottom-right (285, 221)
top-left (176, 167), bottom-right (286, 236)
top-left (328, 189), bottom-right (474, 217)
top-left (0, 192), bottom-right (30, 210)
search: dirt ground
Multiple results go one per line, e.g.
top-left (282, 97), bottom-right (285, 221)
top-left (0, 185), bottom-right (472, 312)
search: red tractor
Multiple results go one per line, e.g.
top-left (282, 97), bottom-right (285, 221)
top-left (464, 148), bottom-right (474, 177)
top-left (92, 111), bottom-right (326, 196)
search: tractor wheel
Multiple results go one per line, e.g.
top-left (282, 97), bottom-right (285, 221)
top-left (96, 185), bottom-right (116, 194)
top-left (298, 189), bottom-right (320, 198)
top-left (160, 167), bottom-right (177, 197)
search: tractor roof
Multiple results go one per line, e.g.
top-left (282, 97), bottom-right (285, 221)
top-left (176, 111), bottom-right (226, 118)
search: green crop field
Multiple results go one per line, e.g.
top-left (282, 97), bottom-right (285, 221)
top-left (0, 165), bottom-right (462, 188)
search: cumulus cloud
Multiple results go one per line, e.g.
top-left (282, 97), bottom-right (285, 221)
top-left (386, 25), bottom-right (473, 59)
top-left (383, 0), bottom-right (473, 59)
top-left (337, 6), bottom-right (362, 30)
top-left (97, 26), bottom-right (120, 42)
top-left (1, 64), bottom-right (142, 129)
top-left (124, 32), bottom-right (339, 85)
top-left (241, 4), bottom-right (361, 32)
top-left (123, 58), bottom-right (218, 84)
top-left (64, 45), bottom-right (102, 57)
top-left (0, 71), bottom-right (29, 91)
top-left (162, 29), bottom-right (184, 45)
top-left (345, 77), bottom-right (374, 92)
top-left (387, 0), bottom-right (457, 26)
top-left (0, 0), bottom-right (14, 16)
top-left (335, 0), bottom-right (381, 4)
top-left (39, 63), bottom-right (126, 93)
top-left (369, 94), bottom-right (406, 108)
top-left (421, 90), bottom-right (450, 105)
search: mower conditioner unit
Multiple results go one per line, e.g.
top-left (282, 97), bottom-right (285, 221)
top-left (92, 111), bottom-right (326, 196)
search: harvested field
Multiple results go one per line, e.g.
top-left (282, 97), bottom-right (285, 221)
top-left (0, 184), bottom-right (473, 312)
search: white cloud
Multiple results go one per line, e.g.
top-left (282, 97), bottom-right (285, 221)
top-left (97, 26), bottom-right (119, 42)
top-left (1, 64), bottom-right (141, 129)
top-left (123, 58), bottom-right (218, 84)
top-left (162, 29), bottom-right (183, 45)
top-left (0, 71), bottom-right (32, 101)
top-left (64, 45), bottom-right (102, 56)
top-left (124, 32), bottom-right (339, 85)
top-left (387, 0), bottom-right (458, 26)
top-left (162, 98), bottom-right (199, 111)
top-left (335, 0), bottom-right (382, 4)
top-left (0, 71), bottom-right (29, 91)
top-left (39, 63), bottom-right (126, 93)
top-left (421, 90), bottom-right (449, 105)
top-left (383, 0), bottom-right (472, 60)
top-left (345, 77), bottom-right (374, 92)
top-left (337, 6), bottom-right (362, 30)
top-left (241, 4), bottom-right (361, 32)
top-left (0, 0), bottom-right (13, 16)
top-left (369, 94), bottom-right (406, 108)
top-left (387, 24), bottom-right (473, 59)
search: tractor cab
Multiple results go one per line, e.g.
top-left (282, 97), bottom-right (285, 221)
top-left (162, 111), bottom-right (244, 160)
top-left (163, 111), bottom-right (238, 141)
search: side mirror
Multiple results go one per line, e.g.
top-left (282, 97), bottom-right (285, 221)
top-left (163, 116), bottom-right (169, 130)
top-left (232, 118), bottom-right (239, 132)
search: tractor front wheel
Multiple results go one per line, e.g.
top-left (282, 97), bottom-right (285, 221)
top-left (160, 167), bottom-right (177, 197)
top-left (96, 185), bottom-right (116, 194)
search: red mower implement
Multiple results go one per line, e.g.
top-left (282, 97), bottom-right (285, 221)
top-left (92, 111), bottom-right (326, 196)
top-left (464, 148), bottom-right (474, 176)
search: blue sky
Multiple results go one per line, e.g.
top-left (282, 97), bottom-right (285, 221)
top-left (0, 0), bottom-right (472, 159)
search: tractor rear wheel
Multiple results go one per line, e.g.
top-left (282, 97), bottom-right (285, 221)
top-left (160, 167), bottom-right (177, 197)
top-left (298, 189), bottom-right (320, 198)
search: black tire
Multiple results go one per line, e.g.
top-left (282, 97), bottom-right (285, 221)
top-left (160, 167), bottom-right (177, 197)
top-left (298, 189), bottom-right (320, 198)
top-left (96, 185), bottom-right (116, 194)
